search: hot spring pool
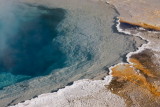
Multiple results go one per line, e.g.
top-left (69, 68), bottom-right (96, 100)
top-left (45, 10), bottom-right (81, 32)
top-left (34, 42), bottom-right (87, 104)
top-left (0, 0), bottom-right (144, 106)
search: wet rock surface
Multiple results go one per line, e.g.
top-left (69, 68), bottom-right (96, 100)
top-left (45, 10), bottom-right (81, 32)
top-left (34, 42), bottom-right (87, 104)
top-left (107, 0), bottom-right (160, 30)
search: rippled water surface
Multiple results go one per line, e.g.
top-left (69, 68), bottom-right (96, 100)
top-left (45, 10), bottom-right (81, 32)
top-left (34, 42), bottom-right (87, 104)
top-left (0, 0), bottom-right (143, 106)
top-left (0, 2), bottom-right (67, 88)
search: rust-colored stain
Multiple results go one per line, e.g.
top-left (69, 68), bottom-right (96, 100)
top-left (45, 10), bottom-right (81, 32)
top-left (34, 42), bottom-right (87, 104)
top-left (119, 18), bottom-right (160, 31)
top-left (111, 58), bottom-right (160, 96)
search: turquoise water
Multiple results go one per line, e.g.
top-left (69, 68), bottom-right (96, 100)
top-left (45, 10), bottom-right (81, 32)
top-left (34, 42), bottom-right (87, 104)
top-left (0, 3), bottom-right (67, 88)
top-left (0, 0), bottom-right (144, 106)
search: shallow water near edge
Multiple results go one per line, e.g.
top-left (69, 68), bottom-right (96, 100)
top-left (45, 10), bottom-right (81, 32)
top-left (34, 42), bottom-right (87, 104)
top-left (0, 0), bottom-right (145, 106)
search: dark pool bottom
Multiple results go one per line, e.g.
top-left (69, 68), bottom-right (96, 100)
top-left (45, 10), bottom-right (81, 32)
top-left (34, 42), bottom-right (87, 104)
top-left (0, 4), bottom-right (66, 88)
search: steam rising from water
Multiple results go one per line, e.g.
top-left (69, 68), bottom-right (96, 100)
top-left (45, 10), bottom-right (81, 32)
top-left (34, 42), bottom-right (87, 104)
top-left (0, 0), bottom-right (143, 106)
top-left (0, 0), bottom-right (67, 87)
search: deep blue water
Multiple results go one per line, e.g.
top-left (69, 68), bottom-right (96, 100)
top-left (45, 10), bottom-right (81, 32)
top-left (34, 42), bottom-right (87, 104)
top-left (0, 4), bottom-right (66, 88)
